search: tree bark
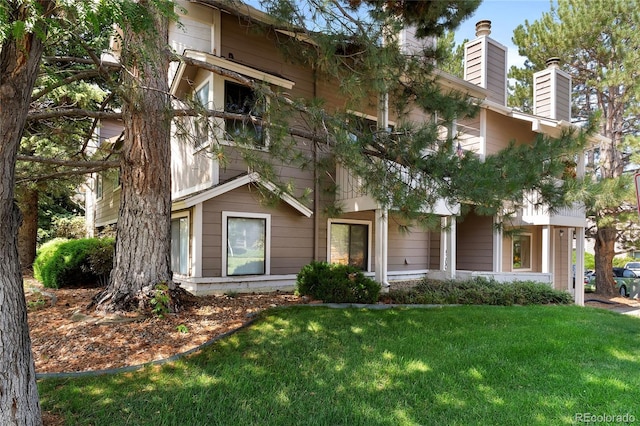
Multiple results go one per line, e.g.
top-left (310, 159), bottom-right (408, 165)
top-left (94, 1), bottom-right (173, 312)
top-left (594, 225), bottom-right (618, 296)
top-left (0, 2), bottom-right (54, 424)
top-left (17, 187), bottom-right (39, 270)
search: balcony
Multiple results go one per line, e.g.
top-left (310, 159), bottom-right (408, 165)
top-left (335, 163), bottom-right (458, 215)
top-left (519, 189), bottom-right (586, 227)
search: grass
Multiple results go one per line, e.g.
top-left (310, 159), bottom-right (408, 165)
top-left (39, 305), bottom-right (640, 425)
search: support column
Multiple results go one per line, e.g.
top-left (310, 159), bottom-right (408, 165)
top-left (493, 219), bottom-right (503, 272)
top-left (375, 208), bottom-right (389, 289)
top-left (441, 216), bottom-right (456, 279)
top-left (541, 225), bottom-right (551, 274)
top-left (574, 227), bottom-right (585, 306)
top-left (192, 203), bottom-right (203, 278)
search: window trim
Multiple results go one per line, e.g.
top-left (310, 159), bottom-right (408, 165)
top-left (512, 233), bottom-right (533, 271)
top-left (222, 211), bottom-right (271, 277)
top-left (95, 173), bottom-right (103, 200)
top-left (193, 78), bottom-right (213, 151)
top-left (327, 218), bottom-right (372, 272)
top-left (171, 211), bottom-right (190, 276)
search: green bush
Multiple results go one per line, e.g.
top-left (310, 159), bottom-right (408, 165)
top-left (296, 261), bottom-right (381, 304)
top-left (387, 277), bottom-right (573, 306)
top-left (33, 237), bottom-right (114, 288)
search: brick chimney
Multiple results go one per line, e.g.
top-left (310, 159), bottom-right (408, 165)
top-left (533, 57), bottom-right (572, 121)
top-left (464, 20), bottom-right (508, 105)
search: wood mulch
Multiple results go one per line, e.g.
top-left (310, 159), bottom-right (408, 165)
top-left (25, 278), bottom-right (303, 375)
top-left (25, 278), bottom-right (639, 375)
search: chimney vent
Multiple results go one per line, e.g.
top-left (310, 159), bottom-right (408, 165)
top-left (545, 57), bottom-right (560, 68)
top-left (475, 20), bottom-right (492, 37)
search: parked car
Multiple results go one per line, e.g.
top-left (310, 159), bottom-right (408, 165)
top-left (586, 268), bottom-right (639, 297)
top-left (624, 261), bottom-right (640, 273)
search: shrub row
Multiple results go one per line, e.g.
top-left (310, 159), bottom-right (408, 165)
top-left (33, 238), bottom-right (115, 289)
top-left (387, 277), bottom-right (573, 306)
top-left (296, 261), bottom-right (381, 304)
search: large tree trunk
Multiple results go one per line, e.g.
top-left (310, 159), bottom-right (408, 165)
top-left (0, 2), bottom-right (53, 424)
top-left (594, 225), bottom-right (618, 297)
top-left (17, 187), bottom-right (39, 270)
top-left (95, 1), bottom-right (173, 312)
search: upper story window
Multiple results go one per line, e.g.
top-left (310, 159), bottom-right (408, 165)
top-left (224, 81), bottom-right (265, 147)
top-left (194, 81), bottom-right (211, 149)
top-left (95, 173), bottom-right (103, 199)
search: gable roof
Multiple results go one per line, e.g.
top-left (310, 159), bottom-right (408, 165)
top-left (175, 172), bottom-right (313, 217)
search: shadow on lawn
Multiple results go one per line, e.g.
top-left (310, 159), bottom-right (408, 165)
top-left (39, 305), bottom-right (640, 425)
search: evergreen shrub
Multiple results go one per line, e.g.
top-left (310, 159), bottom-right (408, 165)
top-left (387, 277), bottom-right (573, 306)
top-left (33, 237), bottom-right (115, 288)
top-left (296, 261), bottom-right (381, 303)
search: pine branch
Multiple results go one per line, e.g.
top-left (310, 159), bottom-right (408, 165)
top-left (17, 155), bottom-right (119, 168)
top-left (26, 109), bottom-right (122, 121)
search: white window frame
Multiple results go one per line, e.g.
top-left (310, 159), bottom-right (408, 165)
top-left (512, 233), bottom-right (533, 271)
top-left (327, 218), bottom-right (372, 272)
top-left (95, 173), bottom-right (103, 200)
top-left (193, 78), bottom-right (213, 151)
top-left (171, 211), bottom-right (190, 276)
top-left (222, 211), bottom-right (271, 277)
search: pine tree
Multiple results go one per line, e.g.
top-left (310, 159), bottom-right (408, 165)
top-left (509, 0), bottom-right (640, 296)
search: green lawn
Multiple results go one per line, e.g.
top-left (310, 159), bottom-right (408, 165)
top-left (39, 305), bottom-right (640, 425)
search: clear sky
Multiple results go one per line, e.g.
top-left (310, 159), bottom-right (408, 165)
top-left (455, 0), bottom-right (555, 68)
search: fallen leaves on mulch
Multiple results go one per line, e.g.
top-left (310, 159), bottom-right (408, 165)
top-left (25, 280), bottom-right (302, 374)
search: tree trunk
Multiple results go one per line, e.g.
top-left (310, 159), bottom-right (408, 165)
top-left (17, 187), bottom-right (39, 270)
top-left (94, 1), bottom-right (173, 312)
top-left (0, 2), bottom-right (53, 423)
top-left (594, 225), bottom-right (618, 297)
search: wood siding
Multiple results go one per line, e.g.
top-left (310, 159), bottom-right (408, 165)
top-left (94, 174), bottom-right (120, 227)
top-left (534, 68), bottom-right (571, 122)
top-left (485, 41), bottom-right (506, 104)
top-left (464, 39), bottom-right (484, 86)
top-left (457, 212), bottom-right (493, 271)
top-left (201, 185), bottom-right (314, 277)
top-left (387, 215), bottom-right (431, 271)
top-left (485, 110), bottom-right (536, 155)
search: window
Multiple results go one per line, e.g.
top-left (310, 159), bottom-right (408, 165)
top-left (513, 234), bottom-right (532, 270)
top-left (171, 216), bottom-right (189, 275)
top-left (224, 81), bottom-right (265, 147)
top-left (329, 221), bottom-right (370, 270)
top-left (194, 81), bottom-right (211, 148)
top-left (223, 212), bottom-right (270, 276)
top-left (95, 173), bottom-right (103, 199)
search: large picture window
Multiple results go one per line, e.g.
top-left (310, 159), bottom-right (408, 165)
top-left (224, 212), bottom-right (270, 276)
top-left (329, 221), bottom-right (369, 270)
top-left (171, 216), bottom-right (189, 275)
top-left (513, 234), bottom-right (532, 270)
top-left (224, 80), bottom-right (265, 147)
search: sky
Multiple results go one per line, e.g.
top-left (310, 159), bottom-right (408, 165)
top-left (454, 0), bottom-right (555, 68)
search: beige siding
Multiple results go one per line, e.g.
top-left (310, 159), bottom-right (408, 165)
top-left (485, 42), bottom-right (505, 104)
top-left (457, 114), bottom-right (482, 154)
top-left (429, 231), bottom-right (441, 269)
top-left (554, 228), bottom-right (570, 290)
top-left (485, 110), bottom-right (536, 155)
top-left (172, 4), bottom-right (213, 54)
top-left (94, 174), bottom-right (120, 227)
top-left (387, 216), bottom-right (431, 271)
top-left (534, 72), bottom-right (552, 118)
top-left (457, 212), bottom-right (493, 271)
top-left (464, 40), bottom-right (483, 86)
top-left (555, 73), bottom-right (571, 122)
top-left (201, 185), bottom-right (314, 277)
